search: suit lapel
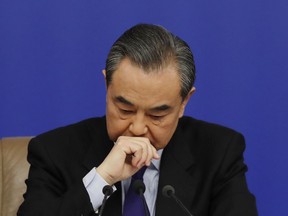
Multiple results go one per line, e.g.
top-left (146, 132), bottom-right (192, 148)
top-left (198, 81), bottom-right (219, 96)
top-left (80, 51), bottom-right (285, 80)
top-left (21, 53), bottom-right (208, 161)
top-left (155, 123), bottom-right (197, 216)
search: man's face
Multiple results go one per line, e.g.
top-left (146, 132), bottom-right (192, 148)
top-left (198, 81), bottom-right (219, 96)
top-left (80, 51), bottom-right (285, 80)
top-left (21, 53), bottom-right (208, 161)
top-left (104, 58), bottom-right (194, 150)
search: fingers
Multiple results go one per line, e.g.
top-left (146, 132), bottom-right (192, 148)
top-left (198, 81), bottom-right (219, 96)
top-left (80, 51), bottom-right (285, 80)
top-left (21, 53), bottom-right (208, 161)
top-left (116, 136), bottom-right (159, 168)
top-left (97, 136), bottom-right (160, 184)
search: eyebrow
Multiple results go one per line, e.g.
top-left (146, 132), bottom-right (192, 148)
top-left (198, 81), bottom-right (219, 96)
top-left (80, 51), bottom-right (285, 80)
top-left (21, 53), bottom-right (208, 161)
top-left (115, 96), bottom-right (134, 106)
top-left (115, 96), bottom-right (171, 112)
top-left (149, 104), bottom-right (171, 112)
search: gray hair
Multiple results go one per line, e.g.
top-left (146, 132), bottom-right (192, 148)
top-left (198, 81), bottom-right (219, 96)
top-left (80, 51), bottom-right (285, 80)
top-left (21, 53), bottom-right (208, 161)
top-left (105, 24), bottom-right (196, 99)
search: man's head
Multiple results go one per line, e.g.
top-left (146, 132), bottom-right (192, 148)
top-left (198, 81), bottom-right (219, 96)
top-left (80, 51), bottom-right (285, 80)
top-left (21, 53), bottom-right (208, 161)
top-left (105, 23), bottom-right (196, 100)
top-left (103, 24), bottom-right (196, 150)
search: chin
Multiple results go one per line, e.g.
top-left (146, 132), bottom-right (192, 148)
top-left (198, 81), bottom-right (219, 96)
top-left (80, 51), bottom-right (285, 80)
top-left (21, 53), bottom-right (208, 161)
top-left (153, 144), bottom-right (164, 151)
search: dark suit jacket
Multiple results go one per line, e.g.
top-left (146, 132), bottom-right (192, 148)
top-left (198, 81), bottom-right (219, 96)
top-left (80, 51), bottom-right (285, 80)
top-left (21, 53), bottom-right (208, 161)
top-left (17, 116), bottom-right (258, 216)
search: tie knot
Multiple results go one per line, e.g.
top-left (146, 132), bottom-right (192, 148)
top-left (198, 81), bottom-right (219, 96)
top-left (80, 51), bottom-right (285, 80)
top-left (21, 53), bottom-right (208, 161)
top-left (132, 166), bottom-right (147, 180)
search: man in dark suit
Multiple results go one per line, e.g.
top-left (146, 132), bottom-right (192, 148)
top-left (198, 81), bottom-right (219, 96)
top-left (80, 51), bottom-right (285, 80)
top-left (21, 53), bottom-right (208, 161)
top-left (18, 24), bottom-right (258, 216)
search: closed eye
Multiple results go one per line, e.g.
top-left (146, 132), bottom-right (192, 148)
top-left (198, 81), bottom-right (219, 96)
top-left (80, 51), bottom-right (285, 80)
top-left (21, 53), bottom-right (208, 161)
top-left (119, 109), bottom-right (134, 115)
top-left (149, 114), bottom-right (165, 121)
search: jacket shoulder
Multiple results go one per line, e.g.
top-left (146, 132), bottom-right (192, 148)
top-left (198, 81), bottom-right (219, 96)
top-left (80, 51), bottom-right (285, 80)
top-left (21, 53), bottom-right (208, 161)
top-left (177, 116), bottom-right (246, 159)
top-left (28, 117), bottom-right (107, 159)
top-left (35, 117), bottom-right (105, 142)
top-left (179, 116), bottom-right (243, 138)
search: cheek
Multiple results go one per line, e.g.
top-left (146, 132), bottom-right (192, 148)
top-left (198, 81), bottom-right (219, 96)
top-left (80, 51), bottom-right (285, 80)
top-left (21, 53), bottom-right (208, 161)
top-left (106, 105), bottom-right (130, 140)
top-left (149, 120), bottom-right (179, 149)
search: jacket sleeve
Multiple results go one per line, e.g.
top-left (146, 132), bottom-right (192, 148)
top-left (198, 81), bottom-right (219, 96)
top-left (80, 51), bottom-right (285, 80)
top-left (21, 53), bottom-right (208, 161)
top-left (209, 132), bottom-right (258, 216)
top-left (17, 138), bottom-right (97, 216)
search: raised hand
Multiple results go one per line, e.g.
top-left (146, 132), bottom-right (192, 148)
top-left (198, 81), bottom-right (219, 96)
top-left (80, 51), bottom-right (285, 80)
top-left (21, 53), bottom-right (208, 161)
top-left (96, 136), bottom-right (160, 185)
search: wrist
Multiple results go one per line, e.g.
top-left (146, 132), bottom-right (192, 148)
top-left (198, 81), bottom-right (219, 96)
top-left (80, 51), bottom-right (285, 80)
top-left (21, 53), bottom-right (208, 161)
top-left (95, 166), bottom-right (115, 185)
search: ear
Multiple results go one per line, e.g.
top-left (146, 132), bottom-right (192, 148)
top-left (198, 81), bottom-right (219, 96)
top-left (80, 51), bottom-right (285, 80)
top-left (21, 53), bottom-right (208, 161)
top-left (179, 87), bottom-right (196, 118)
top-left (102, 69), bottom-right (107, 88)
top-left (102, 69), bottom-right (106, 78)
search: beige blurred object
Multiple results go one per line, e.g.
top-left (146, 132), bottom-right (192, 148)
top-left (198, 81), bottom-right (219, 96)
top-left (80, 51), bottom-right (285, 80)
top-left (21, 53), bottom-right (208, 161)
top-left (0, 137), bottom-right (32, 216)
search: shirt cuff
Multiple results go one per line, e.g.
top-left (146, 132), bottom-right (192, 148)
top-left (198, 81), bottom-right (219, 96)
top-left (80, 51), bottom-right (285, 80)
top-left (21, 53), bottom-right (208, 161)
top-left (82, 167), bottom-right (117, 211)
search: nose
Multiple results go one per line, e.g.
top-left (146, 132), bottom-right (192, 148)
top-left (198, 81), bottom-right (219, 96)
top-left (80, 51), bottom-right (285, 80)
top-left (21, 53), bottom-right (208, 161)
top-left (129, 113), bottom-right (148, 136)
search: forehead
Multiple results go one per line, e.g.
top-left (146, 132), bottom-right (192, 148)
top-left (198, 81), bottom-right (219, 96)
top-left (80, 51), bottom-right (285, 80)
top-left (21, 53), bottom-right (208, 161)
top-left (108, 58), bottom-right (182, 107)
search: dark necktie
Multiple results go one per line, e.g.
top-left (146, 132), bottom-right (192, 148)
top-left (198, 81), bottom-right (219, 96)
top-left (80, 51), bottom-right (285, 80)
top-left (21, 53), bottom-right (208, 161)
top-left (123, 167), bottom-right (150, 216)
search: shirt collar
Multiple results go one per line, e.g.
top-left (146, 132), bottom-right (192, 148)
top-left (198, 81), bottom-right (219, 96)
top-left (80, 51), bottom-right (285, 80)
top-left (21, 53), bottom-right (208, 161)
top-left (150, 149), bottom-right (163, 171)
